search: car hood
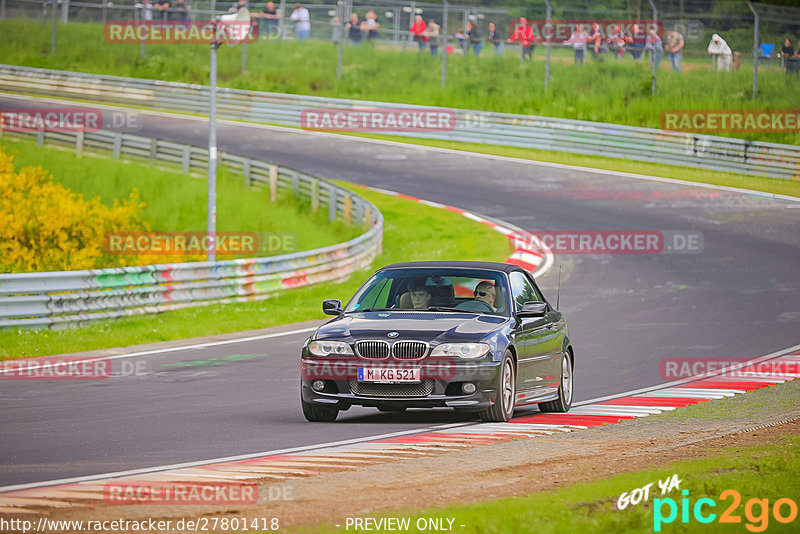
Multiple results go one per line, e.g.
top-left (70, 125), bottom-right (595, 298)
top-left (315, 311), bottom-right (510, 343)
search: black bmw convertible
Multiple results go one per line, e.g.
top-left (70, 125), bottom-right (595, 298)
top-left (300, 261), bottom-right (574, 422)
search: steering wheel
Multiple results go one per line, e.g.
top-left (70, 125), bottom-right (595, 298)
top-left (455, 300), bottom-right (495, 313)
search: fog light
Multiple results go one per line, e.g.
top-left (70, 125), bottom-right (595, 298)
top-left (312, 380), bottom-right (326, 392)
top-left (462, 382), bottom-right (476, 394)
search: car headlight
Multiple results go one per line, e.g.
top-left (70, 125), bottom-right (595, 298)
top-left (308, 340), bottom-right (353, 356)
top-left (430, 343), bottom-right (489, 359)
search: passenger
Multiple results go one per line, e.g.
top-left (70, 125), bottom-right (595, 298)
top-left (408, 278), bottom-right (432, 309)
top-left (474, 281), bottom-right (496, 311)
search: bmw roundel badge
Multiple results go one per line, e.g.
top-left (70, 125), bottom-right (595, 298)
top-left (387, 331), bottom-right (399, 338)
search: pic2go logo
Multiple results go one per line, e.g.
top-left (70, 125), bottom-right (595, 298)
top-left (654, 489), bottom-right (798, 532)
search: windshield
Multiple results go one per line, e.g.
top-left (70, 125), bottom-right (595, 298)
top-left (344, 268), bottom-right (510, 316)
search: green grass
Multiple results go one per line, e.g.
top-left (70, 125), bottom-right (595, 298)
top-left (1, 136), bottom-right (361, 265)
top-left (1, 19), bottom-right (798, 145)
top-left (343, 133), bottom-right (800, 198)
top-left (294, 434), bottom-right (800, 534)
top-left (0, 184), bottom-right (511, 358)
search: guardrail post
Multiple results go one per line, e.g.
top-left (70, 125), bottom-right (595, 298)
top-left (364, 206), bottom-right (371, 230)
top-left (328, 187), bottom-right (337, 222)
top-left (75, 127), bottom-right (84, 158)
top-left (149, 138), bottom-right (157, 165)
top-left (182, 146), bottom-right (190, 173)
top-left (269, 165), bottom-right (278, 201)
top-left (343, 194), bottom-right (352, 225)
top-left (311, 179), bottom-right (319, 212)
top-left (243, 159), bottom-right (251, 186)
top-left (112, 133), bottom-right (122, 159)
top-left (36, 128), bottom-right (45, 146)
top-left (292, 174), bottom-right (299, 197)
top-left (1, 0), bottom-right (6, 20)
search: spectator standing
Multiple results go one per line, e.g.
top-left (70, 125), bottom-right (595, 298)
top-left (257, 1), bottom-right (279, 39)
top-left (363, 10), bottom-right (379, 44)
top-left (588, 22), bottom-right (603, 60)
top-left (487, 22), bottom-right (504, 56)
top-left (607, 24), bottom-right (628, 59)
top-left (170, 0), bottom-right (189, 21)
top-left (782, 38), bottom-right (799, 75)
top-left (290, 3), bottom-right (310, 41)
top-left (563, 27), bottom-right (588, 64)
top-left (154, 0), bottom-right (170, 21)
top-left (508, 18), bottom-right (536, 61)
top-left (346, 13), bottom-right (363, 45)
top-left (229, 0), bottom-right (246, 13)
top-left (426, 20), bottom-right (441, 56)
top-left (466, 21), bottom-right (483, 56)
top-left (409, 14), bottom-right (428, 51)
top-left (645, 28), bottom-right (663, 69)
top-left (454, 27), bottom-right (467, 52)
top-left (707, 33), bottom-right (732, 71)
top-left (664, 29), bottom-right (684, 73)
top-left (629, 23), bottom-right (646, 60)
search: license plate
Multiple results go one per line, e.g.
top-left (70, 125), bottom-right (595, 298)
top-left (357, 367), bottom-right (421, 383)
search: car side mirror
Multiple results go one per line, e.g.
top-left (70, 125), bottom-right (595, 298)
top-left (322, 299), bottom-right (343, 316)
top-left (516, 301), bottom-right (548, 318)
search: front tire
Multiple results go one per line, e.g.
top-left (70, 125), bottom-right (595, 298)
top-left (480, 350), bottom-right (516, 422)
top-left (301, 397), bottom-right (339, 422)
top-left (539, 350), bottom-right (573, 413)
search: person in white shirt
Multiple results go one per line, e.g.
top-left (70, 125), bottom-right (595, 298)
top-left (707, 33), bottom-right (732, 71)
top-left (290, 3), bottom-right (310, 40)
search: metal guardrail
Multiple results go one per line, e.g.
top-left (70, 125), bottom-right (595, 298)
top-left (1, 65), bottom-right (797, 180)
top-left (0, 127), bottom-right (383, 329)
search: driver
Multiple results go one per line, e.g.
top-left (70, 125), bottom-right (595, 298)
top-left (408, 278), bottom-right (432, 309)
top-left (474, 281), bottom-right (496, 311)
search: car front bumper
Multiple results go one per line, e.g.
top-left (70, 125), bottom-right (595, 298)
top-left (300, 357), bottom-right (502, 411)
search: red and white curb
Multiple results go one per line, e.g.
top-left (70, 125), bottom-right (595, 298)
top-left (1, 348), bottom-right (797, 513)
top-left (354, 185), bottom-right (554, 278)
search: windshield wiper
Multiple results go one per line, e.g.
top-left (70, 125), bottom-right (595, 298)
top-left (426, 306), bottom-right (466, 312)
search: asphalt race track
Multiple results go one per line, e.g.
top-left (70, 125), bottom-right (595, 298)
top-left (1, 95), bottom-right (798, 488)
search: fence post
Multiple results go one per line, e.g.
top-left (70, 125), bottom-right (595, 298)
top-left (311, 178), bottom-right (319, 212)
top-left (51, 0), bottom-right (58, 55)
top-left (243, 159), bottom-right (251, 186)
top-left (2, 0), bottom-right (6, 20)
top-left (37, 128), bottom-right (45, 146)
top-left (648, 0), bottom-right (657, 95)
top-left (149, 138), bottom-right (157, 165)
top-left (328, 187), bottom-right (337, 222)
top-left (182, 145), bottom-right (190, 172)
top-left (336, 0), bottom-right (343, 79)
top-left (278, 0), bottom-right (285, 39)
top-left (113, 133), bottom-right (122, 159)
top-left (269, 164), bottom-right (278, 201)
top-left (543, 0), bottom-right (551, 91)
top-left (61, 0), bottom-right (68, 23)
top-left (747, 2), bottom-right (759, 99)
top-left (343, 194), bottom-right (352, 225)
top-left (441, 0), bottom-right (448, 87)
top-left (75, 127), bottom-right (84, 158)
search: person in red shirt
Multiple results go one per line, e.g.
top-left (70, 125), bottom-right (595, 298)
top-left (409, 14), bottom-right (428, 51)
top-left (507, 18), bottom-right (537, 60)
top-left (588, 22), bottom-right (604, 60)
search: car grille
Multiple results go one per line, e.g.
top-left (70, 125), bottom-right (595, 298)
top-left (348, 380), bottom-right (434, 397)
top-left (355, 340), bottom-right (390, 359)
top-left (392, 341), bottom-right (428, 359)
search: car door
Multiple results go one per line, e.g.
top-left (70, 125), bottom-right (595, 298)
top-left (508, 271), bottom-right (556, 402)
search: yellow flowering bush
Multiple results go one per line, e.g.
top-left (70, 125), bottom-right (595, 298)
top-left (0, 147), bottom-right (154, 272)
